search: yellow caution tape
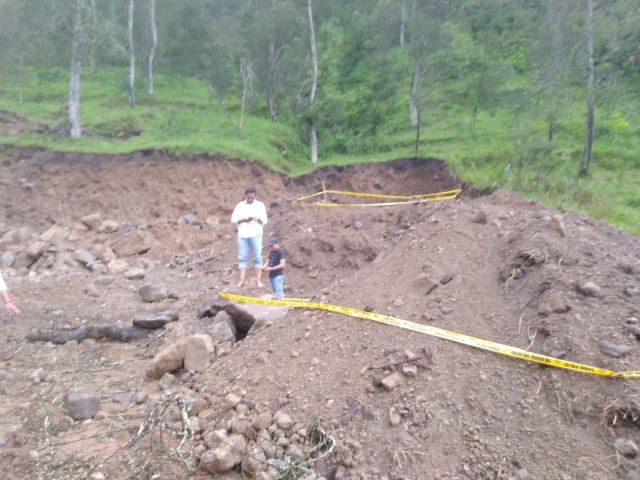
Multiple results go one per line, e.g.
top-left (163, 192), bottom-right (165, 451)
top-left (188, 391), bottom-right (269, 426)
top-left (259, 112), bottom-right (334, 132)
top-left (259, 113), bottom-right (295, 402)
top-left (291, 188), bottom-right (461, 206)
top-left (219, 292), bottom-right (640, 379)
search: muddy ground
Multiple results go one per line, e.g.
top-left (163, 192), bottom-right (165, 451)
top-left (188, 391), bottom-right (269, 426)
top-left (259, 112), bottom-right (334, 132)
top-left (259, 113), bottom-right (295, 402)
top-left (1, 146), bottom-right (640, 480)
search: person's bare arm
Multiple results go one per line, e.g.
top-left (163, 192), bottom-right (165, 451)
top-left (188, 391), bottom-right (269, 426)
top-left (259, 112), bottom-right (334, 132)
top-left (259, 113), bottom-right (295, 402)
top-left (1, 290), bottom-right (21, 315)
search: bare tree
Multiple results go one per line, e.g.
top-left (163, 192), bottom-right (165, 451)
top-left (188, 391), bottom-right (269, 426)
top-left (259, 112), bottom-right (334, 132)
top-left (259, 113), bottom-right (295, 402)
top-left (147, 0), bottom-right (157, 95)
top-left (579, 0), bottom-right (595, 177)
top-left (89, 0), bottom-right (96, 72)
top-left (127, 0), bottom-right (135, 107)
top-left (307, 0), bottom-right (318, 164)
top-left (266, 0), bottom-right (280, 123)
top-left (400, 0), bottom-right (406, 47)
top-left (69, 0), bottom-right (82, 139)
top-left (409, 60), bottom-right (419, 127)
top-left (239, 57), bottom-right (254, 129)
top-left (543, 0), bottom-right (566, 141)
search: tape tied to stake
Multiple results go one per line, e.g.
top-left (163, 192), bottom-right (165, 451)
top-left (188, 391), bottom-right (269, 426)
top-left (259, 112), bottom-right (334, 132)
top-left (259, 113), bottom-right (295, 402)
top-left (291, 188), bottom-right (461, 207)
top-left (218, 292), bottom-right (640, 379)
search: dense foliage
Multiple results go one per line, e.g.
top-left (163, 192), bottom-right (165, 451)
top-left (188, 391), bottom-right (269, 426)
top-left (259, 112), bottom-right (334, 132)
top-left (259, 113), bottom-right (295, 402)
top-left (0, 0), bottom-right (638, 233)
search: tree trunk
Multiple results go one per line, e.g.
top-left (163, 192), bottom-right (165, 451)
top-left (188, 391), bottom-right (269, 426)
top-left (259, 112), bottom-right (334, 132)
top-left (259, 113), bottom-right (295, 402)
top-left (267, 40), bottom-right (279, 122)
top-left (579, 0), bottom-right (595, 177)
top-left (545, 0), bottom-right (565, 142)
top-left (414, 107), bottom-right (421, 156)
top-left (410, 60), bottom-right (419, 127)
top-left (266, 0), bottom-right (279, 123)
top-left (400, 0), bottom-right (406, 47)
top-left (147, 0), bottom-right (157, 96)
top-left (239, 57), bottom-right (254, 129)
top-left (307, 0), bottom-right (318, 163)
top-left (128, 0), bottom-right (136, 108)
top-left (89, 0), bottom-right (96, 73)
top-left (307, 0), bottom-right (318, 105)
top-left (68, 0), bottom-right (82, 139)
top-left (310, 121), bottom-right (318, 164)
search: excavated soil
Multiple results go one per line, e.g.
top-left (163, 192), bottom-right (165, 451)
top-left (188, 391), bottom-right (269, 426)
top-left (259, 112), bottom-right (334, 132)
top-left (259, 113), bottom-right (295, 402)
top-left (1, 145), bottom-right (640, 480)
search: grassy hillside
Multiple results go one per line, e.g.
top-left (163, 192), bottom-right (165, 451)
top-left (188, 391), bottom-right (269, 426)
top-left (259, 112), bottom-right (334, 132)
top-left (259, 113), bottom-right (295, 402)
top-left (0, 68), bottom-right (638, 235)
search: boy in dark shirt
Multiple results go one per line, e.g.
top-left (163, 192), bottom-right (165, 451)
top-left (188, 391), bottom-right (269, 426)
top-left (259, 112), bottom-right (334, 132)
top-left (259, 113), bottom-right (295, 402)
top-left (264, 236), bottom-right (286, 298)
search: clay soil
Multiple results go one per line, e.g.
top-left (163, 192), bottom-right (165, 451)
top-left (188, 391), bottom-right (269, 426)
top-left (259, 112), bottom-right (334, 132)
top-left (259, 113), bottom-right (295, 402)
top-left (1, 145), bottom-right (640, 480)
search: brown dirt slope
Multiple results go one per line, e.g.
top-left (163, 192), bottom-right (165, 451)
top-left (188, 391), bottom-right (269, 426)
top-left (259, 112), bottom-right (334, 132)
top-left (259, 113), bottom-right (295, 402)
top-left (1, 147), bottom-right (640, 480)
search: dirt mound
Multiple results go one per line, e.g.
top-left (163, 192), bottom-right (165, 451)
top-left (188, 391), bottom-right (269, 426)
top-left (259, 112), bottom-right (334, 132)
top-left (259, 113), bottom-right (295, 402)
top-left (1, 148), bottom-right (640, 480)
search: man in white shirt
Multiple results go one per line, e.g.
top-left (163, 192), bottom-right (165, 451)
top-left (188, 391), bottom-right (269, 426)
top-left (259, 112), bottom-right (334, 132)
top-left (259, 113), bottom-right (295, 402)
top-left (0, 271), bottom-right (21, 315)
top-left (230, 186), bottom-right (268, 288)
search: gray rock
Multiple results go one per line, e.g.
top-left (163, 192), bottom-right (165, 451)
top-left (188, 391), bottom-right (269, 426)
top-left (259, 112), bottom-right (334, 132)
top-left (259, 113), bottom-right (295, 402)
top-left (381, 371), bottom-right (405, 391)
top-left (124, 267), bottom-right (146, 280)
top-left (471, 210), bottom-right (487, 224)
top-left (200, 433), bottom-right (247, 473)
top-left (139, 283), bottom-right (169, 303)
top-left (598, 339), bottom-right (634, 358)
top-left (615, 437), bottom-right (639, 458)
top-left (576, 280), bottom-right (602, 298)
top-left (81, 213), bottom-right (102, 230)
top-left (133, 310), bottom-right (179, 329)
top-left (184, 334), bottom-right (215, 372)
top-left (97, 220), bottom-right (119, 233)
top-left (145, 341), bottom-right (186, 379)
top-left (74, 248), bottom-right (97, 268)
top-left (64, 388), bottom-right (101, 420)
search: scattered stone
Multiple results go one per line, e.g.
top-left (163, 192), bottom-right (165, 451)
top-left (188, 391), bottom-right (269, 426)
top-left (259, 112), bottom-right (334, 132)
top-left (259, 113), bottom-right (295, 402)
top-left (64, 388), bottom-right (101, 420)
top-left (413, 273), bottom-right (438, 295)
top-left (225, 393), bottom-right (243, 409)
top-left (74, 248), bottom-right (97, 269)
top-left (97, 220), bottom-right (119, 233)
top-left (624, 285), bottom-right (640, 297)
top-left (615, 438), bottom-right (639, 458)
top-left (133, 310), bottom-right (179, 329)
top-left (470, 210), bottom-right (487, 224)
top-left (139, 283), bottom-right (170, 303)
top-left (184, 334), bottom-right (215, 372)
top-left (113, 391), bottom-right (134, 406)
top-left (107, 259), bottom-right (129, 274)
top-left (401, 363), bottom-right (418, 377)
top-left (81, 213), bottom-right (102, 230)
top-left (111, 230), bottom-right (154, 257)
top-left (389, 407), bottom-right (401, 426)
top-left (576, 280), bottom-right (602, 298)
top-left (440, 272), bottom-right (454, 284)
top-left (40, 225), bottom-right (70, 243)
top-left (158, 372), bottom-right (176, 389)
top-left (598, 339), bottom-right (634, 358)
top-left (380, 371), bottom-right (405, 391)
top-left (200, 433), bottom-right (247, 473)
top-left (550, 214), bottom-right (566, 236)
top-left (124, 267), bottom-right (146, 280)
top-left (146, 341), bottom-right (186, 379)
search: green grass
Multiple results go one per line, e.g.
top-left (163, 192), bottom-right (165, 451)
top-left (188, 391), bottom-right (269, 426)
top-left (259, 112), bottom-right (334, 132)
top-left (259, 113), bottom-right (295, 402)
top-left (0, 68), bottom-right (638, 235)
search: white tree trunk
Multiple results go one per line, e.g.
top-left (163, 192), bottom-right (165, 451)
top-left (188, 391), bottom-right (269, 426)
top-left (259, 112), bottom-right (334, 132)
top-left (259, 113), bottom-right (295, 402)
top-left (579, 0), bottom-right (595, 177)
top-left (410, 60), bottom-right (419, 127)
top-left (239, 57), bottom-right (254, 129)
top-left (128, 0), bottom-right (136, 107)
top-left (307, 0), bottom-right (318, 163)
top-left (147, 0), bottom-right (157, 95)
top-left (310, 123), bottom-right (318, 164)
top-left (266, 0), bottom-right (279, 123)
top-left (68, 0), bottom-right (82, 139)
top-left (89, 0), bottom-right (96, 72)
top-left (400, 0), bottom-right (406, 47)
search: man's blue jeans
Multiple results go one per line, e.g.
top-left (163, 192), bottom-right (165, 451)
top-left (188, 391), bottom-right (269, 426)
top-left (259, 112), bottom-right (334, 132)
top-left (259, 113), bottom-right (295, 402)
top-left (268, 275), bottom-right (285, 298)
top-left (237, 235), bottom-right (263, 269)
